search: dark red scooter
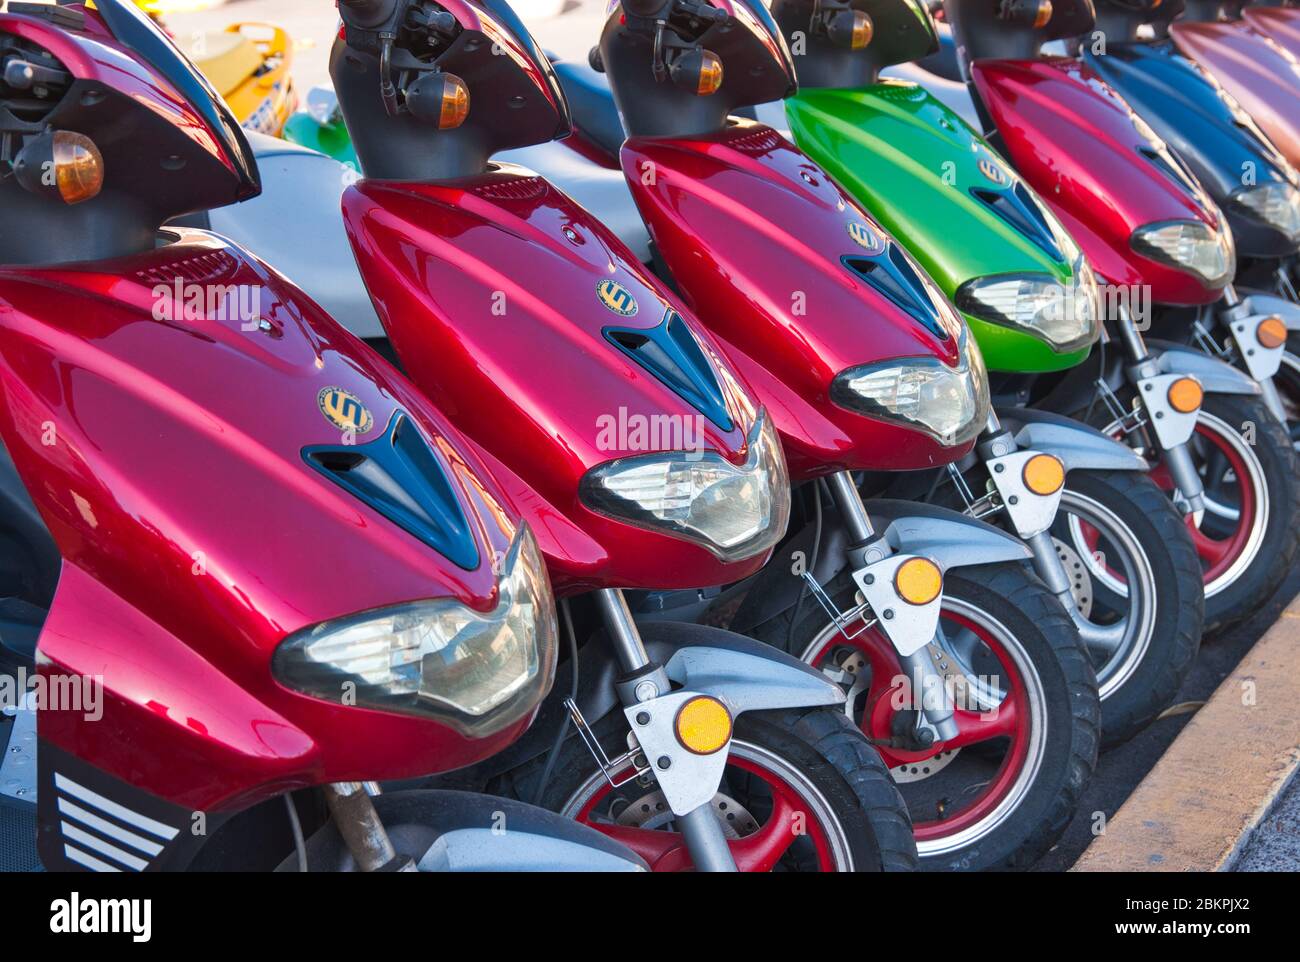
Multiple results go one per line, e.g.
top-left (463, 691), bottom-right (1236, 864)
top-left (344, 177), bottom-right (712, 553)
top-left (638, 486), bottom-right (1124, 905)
top-left (0, 0), bottom-right (647, 871)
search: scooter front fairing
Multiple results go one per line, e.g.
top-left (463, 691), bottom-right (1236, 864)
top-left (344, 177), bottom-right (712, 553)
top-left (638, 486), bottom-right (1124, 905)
top-left (1244, 3), bottom-right (1300, 61)
top-left (1169, 2), bottom-right (1300, 169)
top-left (1079, 37), bottom-right (1300, 261)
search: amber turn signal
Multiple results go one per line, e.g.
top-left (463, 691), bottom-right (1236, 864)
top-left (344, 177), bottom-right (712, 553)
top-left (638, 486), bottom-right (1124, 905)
top-left (437, 74), bottom-right (470, 130)
top-left (1022, 453), bottom-right (1066, 496)
top-left (669, 48), bottom-right (723, 96)
top-left (894, 557), bottom-right (943, 607)
top-left (13, 130), bottom-right (104, 205)
top-left (1033, 0), bottom-right (1054, 27)
top-left (1167, 376), bottom-right (1203, 414)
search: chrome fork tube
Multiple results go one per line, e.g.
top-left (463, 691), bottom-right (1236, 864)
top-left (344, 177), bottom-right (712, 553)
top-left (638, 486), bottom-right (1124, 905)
top-left (1113, 309), bottom-right (1208, 514)
top-left (323, 782), bottom-right (412, 872)
top-left (593, 589), bottom-right (739, 872)
top-left (826, 472), bottom-right (958, 741)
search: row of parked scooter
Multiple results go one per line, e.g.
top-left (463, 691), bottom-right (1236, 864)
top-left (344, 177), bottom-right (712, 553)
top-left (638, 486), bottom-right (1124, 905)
top-left (0, 0), bottom-right (1295, 873)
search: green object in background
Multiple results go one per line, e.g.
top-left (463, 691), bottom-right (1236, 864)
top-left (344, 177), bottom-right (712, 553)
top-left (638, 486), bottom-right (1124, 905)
top-left (284, 111), bottom-right (359, 170)
top-left (785, 81), bottom-right (1096, 374)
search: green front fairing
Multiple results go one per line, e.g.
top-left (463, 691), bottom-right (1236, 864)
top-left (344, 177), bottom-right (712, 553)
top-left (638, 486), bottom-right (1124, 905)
top-left (283, 112), bottom-right (360, 170)
top-left (785, 81), bottom-right (1092, 373)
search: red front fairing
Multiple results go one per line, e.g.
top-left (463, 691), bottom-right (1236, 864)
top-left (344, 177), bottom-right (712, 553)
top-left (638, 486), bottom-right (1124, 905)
top-left (620, 121), bottom-right (970, 478)
top-left (0, 231), bottom-right (533, 814)
top-left (971, 58), bottom-right (1226, 306)
top-left (341, 165), bottom-right (771, 594)
top-left (1169, 20), bottom-right (1300, 168)
top-left (1243, 6), bottom-right (1300, 60)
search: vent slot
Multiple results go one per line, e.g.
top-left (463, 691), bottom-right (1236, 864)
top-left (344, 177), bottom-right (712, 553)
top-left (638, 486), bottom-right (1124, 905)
top-left (970, 185), bottom-right (1063, 261)
top-left (303, 412), bottom-right (480, 570)
top-left (604, 311), bottom-right (734, 432)
top-left (842, 244), bottom-right (949, 340)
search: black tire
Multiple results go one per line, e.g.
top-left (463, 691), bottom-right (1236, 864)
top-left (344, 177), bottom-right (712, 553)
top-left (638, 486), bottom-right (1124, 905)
top-left (1189, 394), bottom-right (1300, 632)
top-left (1053, 469), bottom-right (1203, 747)
top-left (1273, 336), bottom-right (1300, 445)
top-left (493, 706), bottom-right (917, 872)
top-left (752, 560), bottom-right (1099, 871)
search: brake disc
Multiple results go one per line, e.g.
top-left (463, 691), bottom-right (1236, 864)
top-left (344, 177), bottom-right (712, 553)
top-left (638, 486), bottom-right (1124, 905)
top-left (1052, 536), bottom-right (1094, 619)
top-left (612, 789), bottom-right (759, 839)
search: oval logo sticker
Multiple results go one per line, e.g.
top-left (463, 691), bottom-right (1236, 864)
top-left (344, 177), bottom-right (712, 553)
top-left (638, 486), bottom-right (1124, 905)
top-left (979, 157), bottom-right (1009, 186)
top-left (318, 386), bottom-right (374, 435)
top-left (847, 221), bottom-right (885, 254)
top-left (596, 279), bottom-right (639, 317)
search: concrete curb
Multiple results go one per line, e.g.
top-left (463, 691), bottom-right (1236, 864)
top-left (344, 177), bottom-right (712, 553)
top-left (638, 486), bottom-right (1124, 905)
top-left (1073, 593), bottom-right (1300, 872)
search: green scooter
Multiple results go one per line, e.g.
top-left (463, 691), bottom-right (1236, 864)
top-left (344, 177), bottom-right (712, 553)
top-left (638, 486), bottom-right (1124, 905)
top-left (760, 0), bottom-right (1205, 746)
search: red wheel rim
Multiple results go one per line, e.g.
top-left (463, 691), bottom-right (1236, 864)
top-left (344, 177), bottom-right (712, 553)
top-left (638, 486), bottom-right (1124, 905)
top-left (807, 608), bottom-right (1033, 845)
top-left (571, 752), bottom-right (839, 871)
top-left (1147, 421), bottom-right (1257, 584)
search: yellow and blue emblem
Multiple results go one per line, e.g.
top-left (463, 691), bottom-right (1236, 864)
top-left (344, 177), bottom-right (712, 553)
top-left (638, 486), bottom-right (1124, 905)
top-left (317, 386), bottom-right (374, 435)
top-left (978, 156), bottom-right (1009, 186)
top-left (847, 221), bottom-right (885, 254)
top-left (596, 279), bottom-right (639, 317)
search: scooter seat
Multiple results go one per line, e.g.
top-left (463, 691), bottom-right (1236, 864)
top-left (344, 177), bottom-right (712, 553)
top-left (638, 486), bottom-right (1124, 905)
top-left (551, 59), bottom-right (625, 161)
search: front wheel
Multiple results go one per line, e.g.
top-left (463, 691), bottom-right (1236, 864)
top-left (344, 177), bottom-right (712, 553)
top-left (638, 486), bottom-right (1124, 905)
top-left (754, 561), bottom-right (1100, 871)
top-left (1049, 469), bottom-right (1204, 747)
top-left (1148, 394), bottom-right (1300, 632)
top-left (496, 707), bottom-right (917, 872)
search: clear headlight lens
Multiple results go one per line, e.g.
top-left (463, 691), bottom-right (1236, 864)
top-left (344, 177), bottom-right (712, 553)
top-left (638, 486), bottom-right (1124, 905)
top-left (830, 331), bottom-right (990, 447)
top-left (1131, 219), bottom-right (1236, 286)
top-left (272, 526), bottom-right (557, 736)
top-left (1229, 183), bottom-right (1300, 241)
top-left (955, 255), bottom-right (1100, 351)
top-left (579, 410), bottom-right (790, 562)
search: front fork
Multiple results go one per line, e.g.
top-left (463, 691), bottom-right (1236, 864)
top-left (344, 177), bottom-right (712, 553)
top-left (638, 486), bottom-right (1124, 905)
top-left (1106, 308), bottom-right (1207, 516)
top-left (822, 472), bottom-right (957, 743)
top-left (1201, 284), bottom-right (1290, 424)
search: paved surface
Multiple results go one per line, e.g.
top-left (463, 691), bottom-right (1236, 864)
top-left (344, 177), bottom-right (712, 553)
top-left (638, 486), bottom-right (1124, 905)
top-left (1235, 768), bottom-right (1300, 870)
top-left (1035, 567), bottom-right (1300, 871)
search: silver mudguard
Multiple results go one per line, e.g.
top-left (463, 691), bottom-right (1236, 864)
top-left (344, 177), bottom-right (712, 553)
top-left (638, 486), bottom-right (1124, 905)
top-left (878, 510), bottom-right (1033, 571)
top-left (293, 790), bottom-right (648, 872)
top-left (1155, 342), bottom-right (1262, 396)
top-left (1012, 420), bottom-right (1150, 473)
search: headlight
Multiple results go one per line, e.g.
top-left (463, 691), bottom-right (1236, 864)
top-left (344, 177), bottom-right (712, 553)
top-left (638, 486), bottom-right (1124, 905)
top-left (579, 409), bottom-right (790, 562)
top-left (1131, 219), bottom-right (1235, 286)
top-left (955, 255), bottom-right (1100, 352)
top-left (830, 331), bottom-right (990, 447)
top-left (1229, 183), bottom-right (1300, 241)
top-left (272, 526), bottom-right (557, 736)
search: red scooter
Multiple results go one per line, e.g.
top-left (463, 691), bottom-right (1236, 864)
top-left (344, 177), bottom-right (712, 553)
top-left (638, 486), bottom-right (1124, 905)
top-left (942, 0), bottom-right (1300, 633)
top-left (307, 0), bottom-right (1098, 871)
top-left (0, 0), bottom-right (647, 872)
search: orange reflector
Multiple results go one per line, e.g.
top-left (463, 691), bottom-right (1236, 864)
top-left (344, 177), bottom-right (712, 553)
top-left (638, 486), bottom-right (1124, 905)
top-left (1257, 316), bottom-right (1287, 350)
top-left (1033, 0), bottom-right (1054, 28)
top-left (850, 11), bottom-right (874, 49)
top-left (1167, 377), bottom-right (1203, 414)
top-left (1022, 453), bottom-right (1066, 496)
top-left (52, 131), bottom-right (103, 205)
top-left (674, 696), bottom-right (732, 755)
top-left (697, 50), bottom-right (723, 96)
top-left (438, 74), bottom-right (470, 130)
top-left (894, 557), bottom-right (943, 607)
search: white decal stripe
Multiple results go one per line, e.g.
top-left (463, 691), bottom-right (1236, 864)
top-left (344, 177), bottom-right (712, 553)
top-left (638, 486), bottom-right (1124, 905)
top-left (63, 843), bottom-right (123, 873)
top-left (57, 798), bottom-right (165, 857)
top-left (61, 822), bottom-right (148, 871)
top-left (54, 773), bottom-right (179, 840)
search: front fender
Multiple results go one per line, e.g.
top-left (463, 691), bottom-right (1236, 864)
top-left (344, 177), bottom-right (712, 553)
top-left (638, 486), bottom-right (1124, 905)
top-left (1150, 338), bottom-right (1263, 396)
top-left (869, 499), bottom-right (1033, 569)
top-left (994, 406), bottom-right (1150, 473)
top-left (730, 499), bottom-right (1031, 635)
top-left (288, 790), bottom-right (648, 872)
